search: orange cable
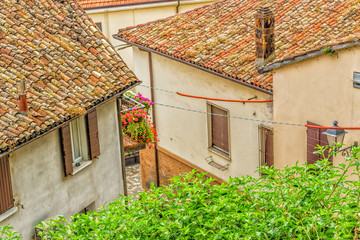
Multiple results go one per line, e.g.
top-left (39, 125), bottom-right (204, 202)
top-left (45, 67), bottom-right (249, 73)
top-left (305, 125), bottom-right (360, 130)
top-left (176, 92), bottom-right (273, 103)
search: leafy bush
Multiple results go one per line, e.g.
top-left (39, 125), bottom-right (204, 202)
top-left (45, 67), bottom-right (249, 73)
top-left (37, 145), bottom-right (360, 239)
top-left (0, 225), bottom-right (22, 240)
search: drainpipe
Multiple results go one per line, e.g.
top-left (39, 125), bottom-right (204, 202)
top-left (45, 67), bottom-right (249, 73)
top-left (116, 96), bottom-right (128, 196)
top-left (148, 52), bottom-right (160, 187)
top-left (176, 0), bottom-right (180, 13)
top-left (105, 11), bottom-right (110, 40)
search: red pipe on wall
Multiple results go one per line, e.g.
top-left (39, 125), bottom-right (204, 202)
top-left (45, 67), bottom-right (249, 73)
top-left (305, 125), bottom-right (360, 130)
top-left (176, 92), bottom-right (273, 103)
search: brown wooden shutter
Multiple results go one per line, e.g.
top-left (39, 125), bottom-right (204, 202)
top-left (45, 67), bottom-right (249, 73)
top-left (307, 121), bottom-right (332, 165)
top-left (259, 126), bottom-right (274, 168)
top-left (265, 128), bottom-right (274, 167)
top-left (60, 124), bottom-right (73, 176)
top-left (211, 105), bottom-right (229, 152)
top-left (0, 154), bottom-right (14, 214)
top-left (86, 109), bottom-right (100, 160)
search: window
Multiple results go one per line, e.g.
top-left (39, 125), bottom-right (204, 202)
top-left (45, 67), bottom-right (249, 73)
top-left (70, 118), bottom-right (83, 165)
top-left (95, 22), bottom-right (102, 32)
top-left (307, 121), bottom-right (332, 164)
top-left (60, 109), bottom-right (100, 176)
top-left (0, 154), bottom-right (14, 215)
top-left (259, 125), bottom-right (274, 169)
top-left (208, 103), bottom-right (230, 158)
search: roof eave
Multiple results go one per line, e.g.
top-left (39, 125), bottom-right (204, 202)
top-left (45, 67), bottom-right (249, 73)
top-left (114, 35), bottom-right (273, 96)
top-left (0, 80), bottom-right (142, 158)
top-left (82, 0), bottom-right (176, 10)
top-left (261, 41), bottom-right (360, 73)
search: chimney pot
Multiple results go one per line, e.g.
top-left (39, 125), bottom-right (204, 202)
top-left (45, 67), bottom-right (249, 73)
top-left (255, 7), bottom-right (275, 67)
top-left (17, 80), bottom-right (28, 113)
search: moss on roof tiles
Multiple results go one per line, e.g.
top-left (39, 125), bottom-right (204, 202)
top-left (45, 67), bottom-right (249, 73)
top-left (117, 0), bottom-right (360, 91)
top-left (0, 0), bottom-right (139, 153)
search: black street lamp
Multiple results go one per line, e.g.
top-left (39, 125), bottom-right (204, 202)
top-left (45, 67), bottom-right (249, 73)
top-left (323, 121), bottom-right (347, 146)
top-left (323, 120), bottom-right (357, 156)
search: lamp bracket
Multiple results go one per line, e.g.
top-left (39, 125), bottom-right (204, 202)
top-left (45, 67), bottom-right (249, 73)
top-left (339, 142), bottom-right (358, 157)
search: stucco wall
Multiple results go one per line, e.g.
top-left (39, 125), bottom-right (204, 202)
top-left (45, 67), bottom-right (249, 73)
top-left (86, 0), bottom-right (214, 70)
top-left (0, 99), bottom-right (124, 239)
top-left (133, 48), bottom-right (273, 180)
top-left (273, 47), bottom-right (360, 168)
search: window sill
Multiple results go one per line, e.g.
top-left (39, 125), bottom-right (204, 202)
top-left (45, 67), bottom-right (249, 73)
top-left (209, 147), bottom-right (230, 161)
top-left (71, 160), bottom-right (92, 175)
top-left (0, 207), bottom-right (18, 223)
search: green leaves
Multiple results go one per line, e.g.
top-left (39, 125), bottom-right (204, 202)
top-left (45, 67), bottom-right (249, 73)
top-left (0, 225), bottom-right (22, 240)
top-left (30, 146), bottom-right (360, 239)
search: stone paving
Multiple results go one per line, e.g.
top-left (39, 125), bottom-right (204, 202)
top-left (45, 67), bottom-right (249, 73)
top-left (125, 163), bottom-right (143, 196)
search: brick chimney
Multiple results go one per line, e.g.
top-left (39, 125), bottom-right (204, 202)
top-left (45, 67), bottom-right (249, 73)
top-left (17, 80), bottom-right (28, 114)
top-left (255, 6), bottom-right (275, 67)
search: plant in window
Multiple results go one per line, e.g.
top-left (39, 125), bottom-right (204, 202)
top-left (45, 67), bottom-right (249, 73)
top-left (133, 93), bottom-right (153, 112)
top-left (121, 108), bottom-right (158, 147)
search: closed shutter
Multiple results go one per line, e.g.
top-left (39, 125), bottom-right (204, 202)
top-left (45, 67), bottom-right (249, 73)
top-left (259, 126), bottom-right (274, 168)
top-left (211, 106), bottom-right (229, 152)
top-left (60, 124), bottom-right (73, 176)
top-left (86, 109), bottom-right (100, 160)
top-left (265, 128), bottom-right (274, 167)
top-left (307, 121), bottom-right (332, 165)
top-left (0, 154), bottom-right (14, 214)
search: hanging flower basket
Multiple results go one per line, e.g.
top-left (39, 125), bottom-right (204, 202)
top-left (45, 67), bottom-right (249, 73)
top-left (121, 92), bottom-right (158, 148)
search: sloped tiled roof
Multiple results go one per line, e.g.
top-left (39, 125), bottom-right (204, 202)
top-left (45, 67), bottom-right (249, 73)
top-left (0, 0), bottom-right (139, 153)
top-left (79, 0), bottom-right (171, 9)
top-left (116, 0), bottom-right (360, 92)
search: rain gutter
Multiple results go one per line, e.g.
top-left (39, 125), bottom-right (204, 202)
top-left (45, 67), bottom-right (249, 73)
top-left (113, 35), bottom-right (273, 96)
top-left (0, 81), bottom-right (142, 158)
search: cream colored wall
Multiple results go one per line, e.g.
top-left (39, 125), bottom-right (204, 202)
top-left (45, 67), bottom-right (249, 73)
top-left (133, 48), bottom-right (273, 180)
top-left (86, 0), bottom-right (214, 70)
top-left (0, 99), bottom-right (124, 239)
top-left (273, 47), bottom-right (360, 168)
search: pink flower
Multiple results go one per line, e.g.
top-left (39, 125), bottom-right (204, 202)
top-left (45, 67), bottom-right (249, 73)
top-left (134, 118), bottom-right (138, 122)
top-left (142, 114), bottom-right (146, 118)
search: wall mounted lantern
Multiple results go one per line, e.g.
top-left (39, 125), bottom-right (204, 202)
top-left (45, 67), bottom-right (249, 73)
top-left (323, 120), bottom-right (357, 156)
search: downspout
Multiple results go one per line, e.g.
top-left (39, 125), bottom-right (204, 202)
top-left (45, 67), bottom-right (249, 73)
top-left (176, 0), bottom-right (180, 13)
top-left (148, 52), bottom-right (160, 187)
top-left (105, 11), bottom-right (110, 40)
top-left (117, 96), bottom-right (128, 196)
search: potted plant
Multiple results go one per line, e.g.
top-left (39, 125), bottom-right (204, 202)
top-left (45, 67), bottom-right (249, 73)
top-left (121, 108), bottom-right (158, 147)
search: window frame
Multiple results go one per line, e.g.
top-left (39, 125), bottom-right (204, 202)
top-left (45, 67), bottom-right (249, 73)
top-left (207, 102), bottom-right (231, 160)
top-left (258, 125), bottom-right (274, 171)
top-left (69, 117), bottom-right (89, 167)
top-left (70, 118), bottom-right (83, 164)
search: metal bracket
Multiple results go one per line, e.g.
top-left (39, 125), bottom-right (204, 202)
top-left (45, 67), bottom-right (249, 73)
top-left (339, 141), bottom-right (358, 156)
top-left (205, 156), bottom-right (229, 171)
top-left (120, 91), bottom-right (146, 113)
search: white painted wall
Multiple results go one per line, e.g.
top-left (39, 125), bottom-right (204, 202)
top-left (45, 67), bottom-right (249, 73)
top-left (133, 48), bottom-right (273, 180)
top-left (0, 99), bottom-right (124, 239)
top-left (85, 0), bottom-right (214, 70)
top-left (273, 47), bottom-right (360, 168)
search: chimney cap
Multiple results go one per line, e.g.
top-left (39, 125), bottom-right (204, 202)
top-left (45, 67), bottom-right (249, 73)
top-left (255, 6), bottom-right (274, 17)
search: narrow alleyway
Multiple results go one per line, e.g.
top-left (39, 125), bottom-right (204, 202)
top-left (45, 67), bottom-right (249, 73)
top-left (125, 163), bottom-right (143, 196)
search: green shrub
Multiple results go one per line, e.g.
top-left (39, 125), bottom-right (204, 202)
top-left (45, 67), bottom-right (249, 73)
top-left (0, 225), bottom-right (22, 240)
top-left (36, 145), bottom-right (360, 239)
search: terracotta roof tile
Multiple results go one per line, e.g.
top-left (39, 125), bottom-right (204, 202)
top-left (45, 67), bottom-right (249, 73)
top-left (116, 0), bottom-right (360, 92)
top-left (78, 0), bottom-right (172, 9)
top-left (0, 0), bottom-right (139, 153)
